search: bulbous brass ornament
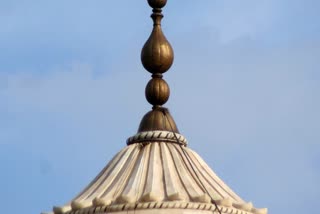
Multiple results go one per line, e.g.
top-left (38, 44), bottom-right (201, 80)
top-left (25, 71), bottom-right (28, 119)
top-left (141, 21), bottom-right (174, 74)
top-left (145, 78), bottom-right (170, 106)
top-left (148, 0), bottom-right (167, 8)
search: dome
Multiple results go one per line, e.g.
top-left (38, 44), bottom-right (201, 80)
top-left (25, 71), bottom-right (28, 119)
top-left (52, 131), bottom-right (266, 214)
top-left (43, 1), bottom-right (267, 214)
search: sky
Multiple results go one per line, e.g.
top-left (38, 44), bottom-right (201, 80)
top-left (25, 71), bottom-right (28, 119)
top-left (1, 0), bottom-right (319, 213)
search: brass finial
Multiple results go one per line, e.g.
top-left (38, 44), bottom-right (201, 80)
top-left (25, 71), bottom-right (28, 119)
top-left (141, 0), bottom-right (174, 107)
top-left (138, 0), bottom-right (178, 133)
top-left (141, 0), bottom-right (174, 75)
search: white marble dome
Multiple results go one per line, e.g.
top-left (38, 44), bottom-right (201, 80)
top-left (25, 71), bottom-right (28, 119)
top-left (51, 131), bottom-right (267, 214)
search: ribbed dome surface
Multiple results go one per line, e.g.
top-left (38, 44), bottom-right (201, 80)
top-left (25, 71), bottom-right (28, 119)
top-left (53, 133), bottom-right (266, 214)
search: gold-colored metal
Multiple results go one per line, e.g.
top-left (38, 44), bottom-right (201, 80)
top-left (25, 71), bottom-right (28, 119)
top-left (145, 76), bottom-right (170, 106)
top-left (147, 0), bottom-right (167, 8)
top-left (138, 107), bottom-right (179, 133)
top-left (138, 0), bottom-right (179, 134)
top-left (141, 10), bottom-right (174, 74)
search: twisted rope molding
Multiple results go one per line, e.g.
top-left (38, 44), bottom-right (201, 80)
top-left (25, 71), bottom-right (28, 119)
top-left (54, 201), bottom-right (267, 214)
top-left (127, 130), bottom-right (188, 146)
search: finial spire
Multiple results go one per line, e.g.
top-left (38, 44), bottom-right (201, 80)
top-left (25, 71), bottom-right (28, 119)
top-left (141, 0), bottom-right (174, 107)
top-left (138, 0), bottom-right (178, 133)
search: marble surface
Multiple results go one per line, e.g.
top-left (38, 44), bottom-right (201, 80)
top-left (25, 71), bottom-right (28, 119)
top-left (52, 131), bottom-right (267, 214)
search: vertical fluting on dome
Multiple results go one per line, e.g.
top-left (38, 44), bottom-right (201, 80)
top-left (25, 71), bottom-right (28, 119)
top-left (139, 0), bottom-right (178, 133)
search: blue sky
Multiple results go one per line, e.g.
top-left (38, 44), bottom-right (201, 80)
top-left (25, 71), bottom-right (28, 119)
top-left (1, 0), bottom-right (319, 214)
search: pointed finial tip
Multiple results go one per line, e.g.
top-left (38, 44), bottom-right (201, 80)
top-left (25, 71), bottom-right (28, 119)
top-left (148, 0), bottom-right (167, 8)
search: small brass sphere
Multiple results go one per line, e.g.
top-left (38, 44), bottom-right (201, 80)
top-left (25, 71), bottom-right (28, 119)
top-left (148, 0), bottom-right (167, 8)
top-left (145, 78), bottom-right (170, 106)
